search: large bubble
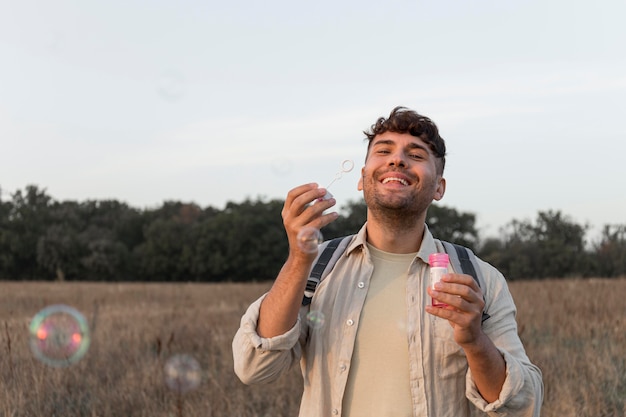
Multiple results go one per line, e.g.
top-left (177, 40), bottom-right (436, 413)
top-left (297, 227), bottom-right (323, 254)
top-left (306, 310), bottom-right (326, 330)
top-left (157, 70), bottom-right (186, 102)
top-left (164, 354), bottom-right (202, 394)
top-left (270, 157), bottom-right (293, 176)
top-left (29, 304), bottom-right (91, 368)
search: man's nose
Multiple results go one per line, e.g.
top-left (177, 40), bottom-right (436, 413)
top-left (388, 152), bottom-right (407, 167)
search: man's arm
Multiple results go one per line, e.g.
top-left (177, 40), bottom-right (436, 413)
top-left (458, 330), bottom-right (507, 403)
top-left (233, 183), bottom-right (338, 385)
top-left (426, 273), bottom-right (505, 402)
top-left (257, 183), bottom-right (338, 338)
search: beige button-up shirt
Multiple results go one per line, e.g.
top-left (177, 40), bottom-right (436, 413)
top-left (233, 225), bottom-right (543, 417)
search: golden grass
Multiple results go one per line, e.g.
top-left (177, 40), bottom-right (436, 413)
top-left (1, 278), bottom-right (625, 417)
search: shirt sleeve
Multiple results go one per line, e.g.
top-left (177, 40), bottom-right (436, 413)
top-left (464, 262), bottom-right (544, 416)
top-left (465, 348), bottom-right (543, 416)
top-left (232, 293), bottom-right (303, 385)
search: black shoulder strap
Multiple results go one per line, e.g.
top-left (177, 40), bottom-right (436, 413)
top-left (442, 241), bottom-right (490, 323)
top-left (302, 236), bottom-right (350, 306)
top-left (445, 242), bottom-right (479, 284)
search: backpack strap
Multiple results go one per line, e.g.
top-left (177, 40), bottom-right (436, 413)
top-left (441, 241), bottom-right (490, 323)
top-left (302, 235), bottom-right (352, 306)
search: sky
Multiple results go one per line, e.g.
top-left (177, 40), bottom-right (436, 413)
top-left (1, 0), bottom-right (624, 240)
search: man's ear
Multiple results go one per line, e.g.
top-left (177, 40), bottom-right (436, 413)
top-left (357, 167), bottom-right (365, 191)
top-left (433, 176), bottom-right (446, 201)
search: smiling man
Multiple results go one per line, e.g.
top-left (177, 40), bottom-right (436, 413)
top-left (233, 106), bottom-right (543, 417)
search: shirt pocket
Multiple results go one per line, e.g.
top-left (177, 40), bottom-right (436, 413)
top-left (431, 316), bottom-right (468, 379)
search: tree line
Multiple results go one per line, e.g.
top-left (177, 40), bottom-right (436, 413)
top-left (1, 185), bottom-right (624, 282)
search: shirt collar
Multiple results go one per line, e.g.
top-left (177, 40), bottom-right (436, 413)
top-left (346, 223), bottom-right (439, 265)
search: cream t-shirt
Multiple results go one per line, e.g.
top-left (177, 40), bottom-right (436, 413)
top-left (342, 244), bottom-right (416, 417)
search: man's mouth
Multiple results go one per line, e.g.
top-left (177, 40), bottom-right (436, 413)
top-left (381, 177), bottom-right (409, 186)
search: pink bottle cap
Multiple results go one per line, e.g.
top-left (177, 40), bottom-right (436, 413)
top-left (428, 253), bottom-right (449, 268)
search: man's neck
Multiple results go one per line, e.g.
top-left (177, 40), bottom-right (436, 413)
top-left (365, 215), bottom-right (425, 254)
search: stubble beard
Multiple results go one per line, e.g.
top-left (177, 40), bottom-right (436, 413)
top-left (364, 181), bottom-right (432, 232)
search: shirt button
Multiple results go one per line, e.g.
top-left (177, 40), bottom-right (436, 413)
top-left (332, 409), bottom-right (339, 415)
top-left (357, 282), bottom-right (365, 289)
top-left (346, 319), bottom-right (354, 326)
top-left (339, 364), bottom-right (347, 372)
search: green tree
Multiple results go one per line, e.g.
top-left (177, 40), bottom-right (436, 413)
top-left (591, 224), bottom-right (626, 277)
top-left (77, 200), bottom-right (146, 281)
top-left (427, 204), bottom-right (479, 247)
top-left (482, 210), bottom-right (589, 280)
top-left (79, 225), bottom-right (131, 281)
top-left (5, 185), bottom-right (53, 279)
top-left (481, 219), bottom-right (537, 279)
top-left (33, 199), bottom-right (143, 281)
top-left (134, 202), bottom-right (205, 281)
top-left (194, 198), bottom-right (287, 281)
top-left (0, 194), bottom-right (15, 277)
top-left (322, 199), bottom-right (367, 239)
top-left (15, 183), bottom-right (616, 282)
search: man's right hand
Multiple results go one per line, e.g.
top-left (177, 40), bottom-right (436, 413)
top-left (282, 183), bottom-right (339, 262)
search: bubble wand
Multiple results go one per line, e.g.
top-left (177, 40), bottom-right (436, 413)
top-left (298, 159), bottom-right (355, 253)
top-left (321, 159), bottom-right (354, 200)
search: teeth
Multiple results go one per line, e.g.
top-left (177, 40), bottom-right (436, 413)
top-left (382, 177), bottom-right (408, 186)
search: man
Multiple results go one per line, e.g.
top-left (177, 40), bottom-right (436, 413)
top-left (233, 106), bottom-right (543, 416)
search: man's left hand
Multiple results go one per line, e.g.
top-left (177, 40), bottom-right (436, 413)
top-left (425, 273), bottom-right (486, 347)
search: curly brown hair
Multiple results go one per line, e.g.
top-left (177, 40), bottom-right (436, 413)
top-left (363, 106), bottom-right (447, 174)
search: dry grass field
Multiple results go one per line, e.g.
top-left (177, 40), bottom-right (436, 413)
top-left (1, 278), bottom-right (624, 417)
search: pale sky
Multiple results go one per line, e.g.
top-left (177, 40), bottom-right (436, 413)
top-left (1, 0), bottom-right (624, 240)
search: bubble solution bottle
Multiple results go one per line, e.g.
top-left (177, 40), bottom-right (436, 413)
top-left (429, 253), bottom-right (450, 307)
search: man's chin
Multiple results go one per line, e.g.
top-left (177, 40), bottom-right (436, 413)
top-left (370, 196), bottom-right (416, 212)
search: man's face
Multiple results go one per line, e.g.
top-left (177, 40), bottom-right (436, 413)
top-left (358, 131), bottom-right (445, 217)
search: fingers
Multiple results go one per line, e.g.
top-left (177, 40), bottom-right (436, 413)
top-left (427, 274), bottom-right (485, 322)
top-left (282, 183), bottom-right (338, 253)
top-left (283, 183), bottom-right (321, 216)
top-left (436, 274), bottom-right (481, 302)
top-left (282, 183), bottom-right (337, 228)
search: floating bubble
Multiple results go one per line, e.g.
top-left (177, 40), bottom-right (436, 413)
top-left (297, 227), bottom-right (323, 253)
top-left (396, 318), bottom-right (407, 332)
top-left (164, 354), bottom-right (202, 394)
top-left (270, 157), bottom-right (293, 176)
top-left (44, 29), bottom-right (65, 51)
top-left (157, 70), bottom-right (186, 102)
top-left (306, 310), bottom-right (326, 330)
top-left (29, 304), bottom-right (91, 368)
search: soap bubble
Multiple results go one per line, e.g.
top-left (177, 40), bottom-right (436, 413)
top-left (297, 227), bottom-right (323, 253)
top-left (29, 304), bottom-right (91, 368)
top-left (306, 310), bottom-right (326, 330)
top-left (44, 29), bottom-right (65, 51)
top-left (270, 157), bottom-right (293, 176)
top-left (157, 70), bottom-right (186, 102)
top-left (396, 318), bottom-right (407, 332)
top-left (164, 354), bottom-right (202, 394)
